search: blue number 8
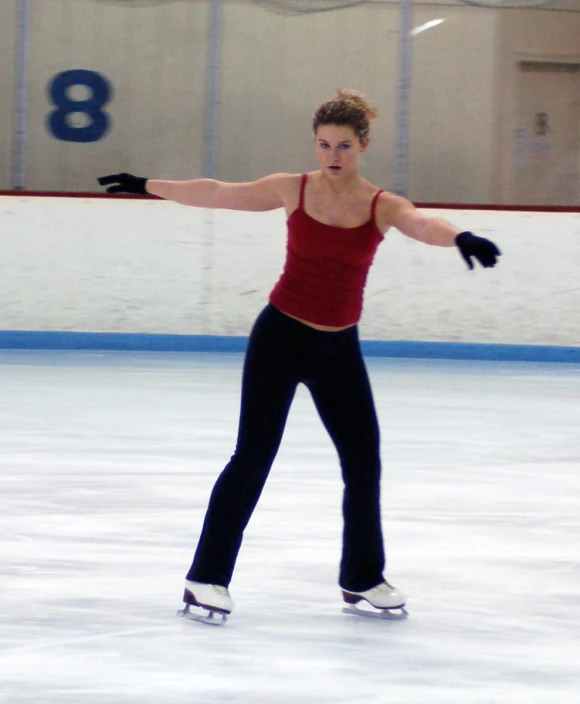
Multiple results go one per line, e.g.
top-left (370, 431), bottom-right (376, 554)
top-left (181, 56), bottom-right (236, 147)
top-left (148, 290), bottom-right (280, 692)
top-left (47, 70), bottom-right (112, 143)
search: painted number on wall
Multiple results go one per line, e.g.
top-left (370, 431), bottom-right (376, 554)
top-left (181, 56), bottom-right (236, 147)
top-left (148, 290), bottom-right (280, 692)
top-left (47, 70), bottom-right (112, 143)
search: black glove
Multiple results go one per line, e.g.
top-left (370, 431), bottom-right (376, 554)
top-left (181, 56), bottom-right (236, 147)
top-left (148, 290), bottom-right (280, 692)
top-left (455, 231), bottom-right (501, 270)
top-left (97, 173), bottom-right (148, 195)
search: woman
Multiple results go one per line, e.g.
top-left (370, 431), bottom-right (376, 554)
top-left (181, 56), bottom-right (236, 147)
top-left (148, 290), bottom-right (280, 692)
top-left (99, 90), bottom-right (500, 619)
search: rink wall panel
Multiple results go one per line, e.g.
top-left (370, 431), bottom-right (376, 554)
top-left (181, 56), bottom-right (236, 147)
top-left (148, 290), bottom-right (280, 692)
top-left (0, 195), bottom-right (579, 356)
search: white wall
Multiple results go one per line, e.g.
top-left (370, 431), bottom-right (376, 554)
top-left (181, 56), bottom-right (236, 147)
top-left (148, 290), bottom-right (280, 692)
top-left (1, 196), bottom-right (579, 346)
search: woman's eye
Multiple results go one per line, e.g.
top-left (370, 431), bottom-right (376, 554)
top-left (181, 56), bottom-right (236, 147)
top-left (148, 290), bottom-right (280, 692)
top-left (340, 144), bottom-right (350, 150)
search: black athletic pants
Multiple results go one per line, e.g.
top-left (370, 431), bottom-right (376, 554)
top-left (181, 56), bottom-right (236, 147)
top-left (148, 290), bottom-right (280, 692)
top-left (186, 303), bottom-right (386, 592)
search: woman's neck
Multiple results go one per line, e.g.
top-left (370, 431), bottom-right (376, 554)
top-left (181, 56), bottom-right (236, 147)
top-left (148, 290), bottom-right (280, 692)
top-left (314, 169), bottom-right (362, 197)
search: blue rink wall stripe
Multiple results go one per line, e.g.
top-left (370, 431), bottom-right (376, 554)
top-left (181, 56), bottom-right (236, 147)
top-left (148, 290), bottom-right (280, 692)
top-left (0, 330), bottom-right (579, 363)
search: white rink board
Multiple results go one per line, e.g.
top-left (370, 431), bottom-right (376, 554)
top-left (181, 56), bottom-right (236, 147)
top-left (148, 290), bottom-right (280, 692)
top-left (1, 196), bottom-right (579, 345)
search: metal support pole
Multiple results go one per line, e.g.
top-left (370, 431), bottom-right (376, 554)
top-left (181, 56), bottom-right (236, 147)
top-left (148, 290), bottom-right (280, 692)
top-left (203, 0), bottom-right (223, 179)
top-left (11, 0), bottom-right (31, 190)
top-left (393, 0), bottom-right (413, 197)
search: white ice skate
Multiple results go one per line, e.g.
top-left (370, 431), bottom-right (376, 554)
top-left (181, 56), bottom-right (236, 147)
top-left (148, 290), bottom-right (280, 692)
top-left (342, 581), bottom-right (407, 620)
top-left (177, 580), bottom-right (233, 626)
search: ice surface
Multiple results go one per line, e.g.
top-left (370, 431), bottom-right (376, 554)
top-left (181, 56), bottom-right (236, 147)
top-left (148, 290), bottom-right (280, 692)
top-left (1, 350), bottom-right (579, 703)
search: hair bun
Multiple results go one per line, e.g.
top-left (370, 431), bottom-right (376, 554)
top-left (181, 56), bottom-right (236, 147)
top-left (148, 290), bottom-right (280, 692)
top-left (333, 89), bottom-right (378, 121)
top-left (312, 89), bottom-right (378, 141)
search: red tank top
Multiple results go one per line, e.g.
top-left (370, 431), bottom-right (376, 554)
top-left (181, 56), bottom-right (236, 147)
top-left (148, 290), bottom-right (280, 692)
top-left (269, 174), bottom-right (384, 327)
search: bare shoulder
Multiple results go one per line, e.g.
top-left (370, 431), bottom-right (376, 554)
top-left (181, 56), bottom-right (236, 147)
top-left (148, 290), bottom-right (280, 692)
top-left (258, 172), bottom-right (302, 208)
top-left (213, 172), bottom-right (301, 212)
top-left (375, 189), bottom-right (408, 211)
top-left (274, 172), bottom-right (304, 214)
top-left (270, 172), bottom-right (303, 197)
top-left (375, 190), bottom-right (421, 233)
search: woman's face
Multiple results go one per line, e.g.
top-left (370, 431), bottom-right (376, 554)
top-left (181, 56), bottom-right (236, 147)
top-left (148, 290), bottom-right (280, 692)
top-left (314, 124), bottom-right (369, 179)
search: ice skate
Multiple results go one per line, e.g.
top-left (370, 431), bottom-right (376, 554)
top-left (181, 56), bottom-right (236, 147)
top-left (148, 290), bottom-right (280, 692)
top-left (177, 580), bottom-right (233, 626)
top-left (342, 581), bottom-right (408, 620)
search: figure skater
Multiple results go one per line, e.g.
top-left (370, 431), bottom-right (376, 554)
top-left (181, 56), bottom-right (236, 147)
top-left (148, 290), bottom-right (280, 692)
top-left (98, 89), bottom-right (500, 620)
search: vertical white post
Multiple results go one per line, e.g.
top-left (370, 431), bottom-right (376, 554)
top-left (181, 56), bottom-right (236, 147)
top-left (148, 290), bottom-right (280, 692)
top-left (11, 0), bottom-right (31, 190)
top-left (394, 0), bottom-right (413, 197)
top-left (201, 0), bottom-right (223, 335)
top-left (203, 0), bottom-right (223, 179)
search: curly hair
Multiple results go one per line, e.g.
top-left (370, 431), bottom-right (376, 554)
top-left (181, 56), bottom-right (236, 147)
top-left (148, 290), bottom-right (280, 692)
top-left (312, 89), bottom-right (378, 142)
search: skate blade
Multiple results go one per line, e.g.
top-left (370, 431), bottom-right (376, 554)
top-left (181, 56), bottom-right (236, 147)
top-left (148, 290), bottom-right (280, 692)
top-left (342, 605), bottom-right (408, 621)
top-left (177, 604), bottom-right (227, 626)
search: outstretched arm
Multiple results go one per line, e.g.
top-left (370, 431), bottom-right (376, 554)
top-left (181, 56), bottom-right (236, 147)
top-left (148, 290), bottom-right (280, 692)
top-left (98, 172), bottom-right (293, 212)
top-left (381, 193), bottom-right (459, 247)
top-left (379, 193), bottom-right (501, 269)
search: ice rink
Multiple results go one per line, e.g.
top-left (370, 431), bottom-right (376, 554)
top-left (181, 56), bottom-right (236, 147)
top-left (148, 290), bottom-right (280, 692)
top-left (1, 350), bottom-right (579, 704)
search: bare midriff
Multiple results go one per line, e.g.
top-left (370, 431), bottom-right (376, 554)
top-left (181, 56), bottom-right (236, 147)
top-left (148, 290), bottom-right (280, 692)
top-left (280, 309), bottom-right (355, 333)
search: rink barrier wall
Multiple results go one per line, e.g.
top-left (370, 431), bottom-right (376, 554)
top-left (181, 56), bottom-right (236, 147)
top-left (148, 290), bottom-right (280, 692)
top-left (0, 331), bottom-right (579, 363)
top-left (1, 194), bottom-right (579, 352)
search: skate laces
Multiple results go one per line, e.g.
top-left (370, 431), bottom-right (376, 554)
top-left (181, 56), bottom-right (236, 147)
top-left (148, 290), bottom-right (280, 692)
top-left (375, 581), bottom-right (395, 594)
top-left (212, 585), bottom-right (230, 597)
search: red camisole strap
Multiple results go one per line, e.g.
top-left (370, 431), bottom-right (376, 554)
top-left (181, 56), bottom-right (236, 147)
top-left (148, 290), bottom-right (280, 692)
top-left (371, 189), bottom-right (383, 227)
top-left (299, 173), bottom-right (308, 209)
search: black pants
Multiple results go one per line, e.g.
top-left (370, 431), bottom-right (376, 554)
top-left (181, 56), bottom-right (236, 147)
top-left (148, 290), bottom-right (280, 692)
top-left (186, 304), bottom-right (385, 592)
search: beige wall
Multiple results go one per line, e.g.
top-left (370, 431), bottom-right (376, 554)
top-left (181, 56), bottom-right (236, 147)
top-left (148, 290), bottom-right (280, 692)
top-left (0, 0), bottom-right (17, 189)
top-left (218, 2), bottom-right (399, 188)
top-left (408, 4), bottom-right (498, 203)
top-left (24, 0), bottom-right (208, 191)
top-left (495, 5), bottom-right (580, 204)
top-left (1, 0), bottom-right (579, 203)
top-left (219, 2), bottom-right (498, 204)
